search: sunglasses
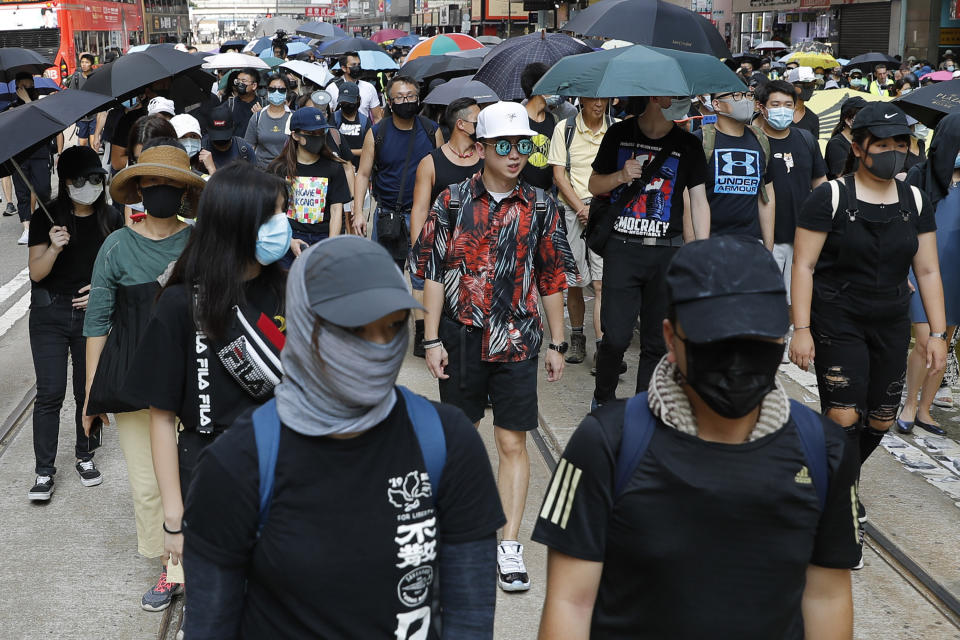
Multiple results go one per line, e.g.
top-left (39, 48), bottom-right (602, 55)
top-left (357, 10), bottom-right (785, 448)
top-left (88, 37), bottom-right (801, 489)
top-left (269, 86), bottom-right (288, 94)
top-left (484, 139), bottom-right (533, 156)
top-left (70, 174), bottom-right (105, 188)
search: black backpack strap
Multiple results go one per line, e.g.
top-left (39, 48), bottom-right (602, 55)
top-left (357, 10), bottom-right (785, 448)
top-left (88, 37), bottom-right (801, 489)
top-left (418, 115), bottom-right (439, 148)
top-left (563, 115), bottom-right (577, 173)
top-left (534, 187), bottom-right (547, 217)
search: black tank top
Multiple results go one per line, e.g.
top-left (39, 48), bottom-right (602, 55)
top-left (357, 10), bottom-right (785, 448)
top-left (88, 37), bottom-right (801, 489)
top-left (430, 146), bottom-right (483, 203)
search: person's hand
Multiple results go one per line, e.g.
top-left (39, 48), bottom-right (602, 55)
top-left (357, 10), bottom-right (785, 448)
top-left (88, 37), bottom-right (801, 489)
top-left (927, 335), bottom-right (948, 373)
top-left (576, 203), bottom-right (589, 225)
top-left (546, 348), bottom-right (565, 382)
top-left (198, 149), bottom-right (215, 172)
top-left (164, 526), bottom-right (184, 567)
top-left (621, 157), bottom-right (645, 182)
top-left (908, 280), bottom-right (916, 293)
top-left (789, 328), bottom-right (815, 370)
top-left (251, 102), bottom-right (262, 114)
top-left (48, 225), bottom-right (70, 251)
top-left (353, 209), bottom-right (367, 236)
top-left (290, 238), bottom-right (309, 257)
top-left (72, 284), bottom-right (91, 310)
top-left (426, 345), bottom-right (449, 380)
top-left (81, 398), bottom-right (110, 437)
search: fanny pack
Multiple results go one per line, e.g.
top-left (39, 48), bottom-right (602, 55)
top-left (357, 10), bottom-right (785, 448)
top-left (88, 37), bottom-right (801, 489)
top-left (216, 306), bottom-right (286, 402)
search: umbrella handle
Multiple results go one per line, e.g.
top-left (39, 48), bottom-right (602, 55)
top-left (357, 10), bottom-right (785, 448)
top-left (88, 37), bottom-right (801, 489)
top-left (9, 158), bottom-right (56, 226)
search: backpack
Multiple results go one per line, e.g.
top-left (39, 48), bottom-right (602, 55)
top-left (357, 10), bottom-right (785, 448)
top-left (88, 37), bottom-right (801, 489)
top-left (373, 115), bottom-right (439, 174)
top-left (792, 127), bottom-right (819, 165)
top-left (701, 123), bottom-right (771, 204)
top-left (826, 176), bottom-right (924, 222)
top-left (562, 114), bottom-right (614, 173)
top-left (334, 109), bottom-right (371, 143)
top-left (252, 386), bottom-right (446, 535)
top-left (445, 181), bottom-right (548, 232)
top-left (613, 392), bottom-right (830, 510)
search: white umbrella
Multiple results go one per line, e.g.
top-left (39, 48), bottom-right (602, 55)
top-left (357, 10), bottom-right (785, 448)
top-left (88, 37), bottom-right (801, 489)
top-left (202, 52), bottom-right (270, 71)
top-left (601, 39), bottom-right (633, 50)
top-left (279, 60), bottom-right (334, 88)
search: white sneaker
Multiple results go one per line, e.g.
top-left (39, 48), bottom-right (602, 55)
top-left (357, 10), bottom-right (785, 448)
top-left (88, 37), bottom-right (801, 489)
top-left (497, 541), bottom-right (530, 592)
top-left (17, 229), bottom-right (29, 245)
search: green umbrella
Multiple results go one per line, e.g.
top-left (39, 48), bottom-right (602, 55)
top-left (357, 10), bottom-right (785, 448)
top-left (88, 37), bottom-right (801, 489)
top-left (261, 56), bottom-right (285, 68)
top-left (533, 44), bottom-right (744, 97)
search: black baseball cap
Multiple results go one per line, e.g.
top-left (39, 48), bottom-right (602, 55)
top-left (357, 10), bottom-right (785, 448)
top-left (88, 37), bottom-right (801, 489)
top-left (303, 236), bottom-right (423, 326)
top-left (851, 102), bottom-right (911, 139)
top-left (338, 81), bottom-right (360, 105)
top-left (207, 104), bottom-right (234, 142)
top-left (666, 236), bottom-right (789, 343)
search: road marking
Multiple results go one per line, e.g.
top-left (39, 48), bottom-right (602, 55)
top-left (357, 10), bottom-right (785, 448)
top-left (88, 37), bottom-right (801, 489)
top-left (0, 268), bottom-right (29, 308)
top-left (0, 292), bottom-right (29, 339)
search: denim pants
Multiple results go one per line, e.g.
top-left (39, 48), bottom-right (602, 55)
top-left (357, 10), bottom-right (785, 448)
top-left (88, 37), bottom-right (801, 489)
top-left (13, 154), bottom-right (51, 223)
top-left (29, 292), bottom-right (95, 476)
top-left (278, 229), bottom-right (329, 270)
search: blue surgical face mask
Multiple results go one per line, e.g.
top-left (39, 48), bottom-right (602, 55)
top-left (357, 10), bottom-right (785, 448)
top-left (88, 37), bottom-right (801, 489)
top-left (256, 213), bottom-right (292, 265)
top-left (267, 90), bottom-right (286, 106)
top-left (765, 106), bottom-right (795, 131)
top-left (180, 138), bottom-right (201, 158)
top-left (954, 152), bottom-right (960, 170)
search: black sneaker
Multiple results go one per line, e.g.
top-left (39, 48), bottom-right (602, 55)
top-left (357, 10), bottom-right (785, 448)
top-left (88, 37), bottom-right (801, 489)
top-left (141, 566), bottom-right (184, 611)
top-left (3, 202), bottom-right (15, 217)
top-left (76, 459), bottom-right (103, 487)
top-left (29, 475), bottom-right (54, 501)
top-left (497, 541), bottom-right (531, 592)
top-left (590, 353), bottom-right (628, 376)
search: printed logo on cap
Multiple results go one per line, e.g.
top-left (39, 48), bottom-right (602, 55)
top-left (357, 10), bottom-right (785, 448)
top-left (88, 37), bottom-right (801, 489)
top-left (213, 120), bottom-right (226, 127)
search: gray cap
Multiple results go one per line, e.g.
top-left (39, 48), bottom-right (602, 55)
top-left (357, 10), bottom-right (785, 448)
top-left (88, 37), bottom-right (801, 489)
top-left (303, 236), bottom-right (423, 326)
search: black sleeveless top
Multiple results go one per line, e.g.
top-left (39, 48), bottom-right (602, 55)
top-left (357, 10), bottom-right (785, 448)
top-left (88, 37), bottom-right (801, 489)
top-left (430, 146), bottom-right (483, 203)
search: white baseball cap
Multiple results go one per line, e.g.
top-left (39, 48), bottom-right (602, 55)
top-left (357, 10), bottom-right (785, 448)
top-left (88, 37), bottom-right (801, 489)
top-left (476, 101), bottom-right (536, 140)
top-left (147, 96), bottom-right (176, 117)
top-left (170, 113), bottom-right (201, 139)
top-left (785, 66), bottom-right (815, 83)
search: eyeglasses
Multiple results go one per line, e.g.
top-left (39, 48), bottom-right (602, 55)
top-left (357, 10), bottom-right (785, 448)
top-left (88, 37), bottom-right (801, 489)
top-left (70, 174), bottom-right (105, 188)
top-left (716, 91), bottom-right (755, 102)
top-left (484, 139), bottom-right (534, 156)
top-left (269, 86), bottom-right (288, 94)
top-left (391, 94), bottom-right (418, 104)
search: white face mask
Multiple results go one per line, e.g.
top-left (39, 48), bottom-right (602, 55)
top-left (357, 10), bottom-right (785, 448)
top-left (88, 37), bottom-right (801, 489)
top-left (67, 182), bottom-right (103, 205)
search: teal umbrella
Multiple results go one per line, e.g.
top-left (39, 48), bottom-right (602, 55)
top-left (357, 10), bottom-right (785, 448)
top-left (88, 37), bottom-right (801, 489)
top-left (533, 44), bottom-right (744, 97)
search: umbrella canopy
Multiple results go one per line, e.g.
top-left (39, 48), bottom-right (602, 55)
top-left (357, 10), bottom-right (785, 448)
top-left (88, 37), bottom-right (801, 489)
top-left (260, 56), bottom-right (285, 68)
top-left (318, 37), bottom-right (383, 57)
top-left (203, 52), bottom-right (271, 71)
top-left (219, 40), bottom-right (248, 53)
top-left (560, 0), bottom-right (730, 59)
top-left (244, 37), bottom-right (272, 55)
top-left (731, 52), bottom-right (762, 68)
top-left (352, 50), bottom-right (398, 71)
top-left (406, 34), bottom-right (484, 61)
top-left (532, 44), bottom-right (744, 98)
top-left (473, 31), bottom-right (593, 101)
top-left (477, 36), bottom-right (503, 46)
top-left (401, 54), bottom-right (483, 83)
top-left (393, 35), bottom-right (422, 48)
top-left (0, 76), bottom-right (59, 111)
top-left (446, 48), bottom-right (490, 59)
top-left (0, 48), bottom-right (53, 83)
top-left (297, 21), bottom-right (348, 40)
top-left (921, 70), bottom-right (954, 82)
top-left (844, 52), bottom-right (899, 71)
top-left (253, 17), bottom-right (301, 38)
top-left (600, 39), bottom-right (633, 50)
top-left (371, 29), bottom-right (409, 44)
top-left (280, 60), bottom-right (334, 88)
top-left (80, 47), bottom-right (202, 99)
top-left (894, 78), bottom-right (960, 128)
top-left (424, 76), bottom-right (498, 105)
top-left (754, 40), bottom-right (787, 51)
top-left (261, 41), bottom-right (312, 59)
top-left (781, 51), bottom-right (838, 68)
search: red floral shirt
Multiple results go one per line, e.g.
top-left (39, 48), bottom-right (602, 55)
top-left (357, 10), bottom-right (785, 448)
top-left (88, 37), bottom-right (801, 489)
top-left (414, 174), bottom-right (576, 363)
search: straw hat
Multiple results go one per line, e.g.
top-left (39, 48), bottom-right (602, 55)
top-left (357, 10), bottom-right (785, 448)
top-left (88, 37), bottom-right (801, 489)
top-left (110, 144), bottom-right (206, 215)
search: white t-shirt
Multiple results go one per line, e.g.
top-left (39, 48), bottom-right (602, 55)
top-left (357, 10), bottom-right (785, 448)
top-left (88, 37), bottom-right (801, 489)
top-left (327, 79), bottom-right (381, 119)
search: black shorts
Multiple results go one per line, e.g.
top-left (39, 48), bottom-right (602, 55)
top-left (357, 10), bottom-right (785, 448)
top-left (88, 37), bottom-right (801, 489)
top-left (810, 281), bottom-right (911, 422)
top-left (438, 315), bottom-right (539, 431)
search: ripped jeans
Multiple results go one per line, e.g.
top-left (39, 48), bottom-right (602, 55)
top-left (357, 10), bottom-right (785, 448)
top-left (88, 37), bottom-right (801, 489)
top-left (810, 279), bottom-right (911, 424)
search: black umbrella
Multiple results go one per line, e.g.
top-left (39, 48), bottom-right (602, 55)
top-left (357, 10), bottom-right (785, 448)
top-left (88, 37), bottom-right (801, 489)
top-left (844, 52), bottom-right (900, 71)
top-left (318, 37), bottom-right (383, 57)
top-left (424, 76), bottom-right (498, 105)
top-left (0, 48), bottom-right (53, 83)
top-left (297, 21), bottom-right (348, 40)
top-left (0, 89), bottom-right (113, 222)
top-left (400, 54), bottom-right (482, 83)
top-left (80, 47), bottom-right (202, 99)
top-left (474, 31), bottom-right (594, 101)
top-left (219, 40), bottom-right (248, 53)
top-left (731, 52), bottom-right (762, 68)
top-left (561, 0), bottom-right (731, 59)
top-left (893, 79), bottom-right (960, 128)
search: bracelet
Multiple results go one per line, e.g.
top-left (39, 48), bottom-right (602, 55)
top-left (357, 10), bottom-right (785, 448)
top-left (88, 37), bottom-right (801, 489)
top-left (163, 522), bottom-right (183, 535)
top-left (794, 326), bottom-right (810, 331)
top-left (424, 342), bottom-right (443, 350)
top-left (930, 331), bottom-right (948, 340)
top-left (422, 338), bottom-right (442, 347)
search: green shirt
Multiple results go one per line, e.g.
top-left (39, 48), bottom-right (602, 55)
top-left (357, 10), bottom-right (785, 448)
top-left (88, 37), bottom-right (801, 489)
top-left (83, 225), bottom-right (191, 337)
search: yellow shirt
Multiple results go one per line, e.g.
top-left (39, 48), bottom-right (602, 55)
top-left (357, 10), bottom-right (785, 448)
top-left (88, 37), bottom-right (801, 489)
top-left (547, 112), bottom-right (618, 207)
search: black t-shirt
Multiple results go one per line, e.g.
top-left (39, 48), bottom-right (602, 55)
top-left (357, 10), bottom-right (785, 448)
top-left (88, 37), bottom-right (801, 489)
top-left (824, 134), bottom-right (852, 180)
top-left (183, 393), bottom-right (506, 639)
top-left (334, 111), bottom-right (369, 168)
top-left (110, 107), bottom-right (146, 147)
top-left (794, 108), bottom-right (820, 139)
top-left (768, 130), bottom-right (826, 244)
top-left (696, 127), bottom-right (771, 239)
top-left (798, 180), bottom-right (936, 290)
top-left (521, 114), bottom-right (556, 190)
top-left (124, 276), bottom-right (284, 432)
top-left (28, 205), bottom-right (123, 295)
top-left (532, 401), bottom-right (861, 639)
top-left (283, 158), bottom-right (352, 235)
top-left (592, 122), bottom-right (707, 239)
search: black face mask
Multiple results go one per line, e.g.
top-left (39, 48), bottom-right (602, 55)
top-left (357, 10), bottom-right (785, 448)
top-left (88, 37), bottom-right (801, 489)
top-left (681, 338), bottom-right (784, 419)
top-left (863, 149), bottom-right (906, 180)
top-left (347, 65), bottom-right (361, 77)
top-left (141, 184), bottom-right (186, 219)
top-left (393, 101), bottom-right (419, 120)
top-left (339, 104), bottom-right (358, 117)
top-left (798, 85), bottom-right (814, 102)
top-left (299, 133), bottom-right (327, 155)
top-left (212, 139), bottom-right (233, 151)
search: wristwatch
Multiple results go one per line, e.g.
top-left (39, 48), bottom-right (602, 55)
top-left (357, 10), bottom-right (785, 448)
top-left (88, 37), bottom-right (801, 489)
top-left (548, 342), bottom-right (569, 354)
top-left (930, 331), bottom-right (948, 340)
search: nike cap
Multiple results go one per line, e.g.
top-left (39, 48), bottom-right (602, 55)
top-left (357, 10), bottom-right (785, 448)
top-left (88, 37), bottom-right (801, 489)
top-left (851, 102), bottom-right (911, 139)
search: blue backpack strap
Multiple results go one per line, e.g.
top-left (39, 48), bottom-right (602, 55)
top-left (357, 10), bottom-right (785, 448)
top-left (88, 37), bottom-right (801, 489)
top-left (252, 398), bottom-right (282, 535)
top-left (789, 400), bottom-right (828, 511)
top-left (398, 386), bottom-right (446, 499)
top-left (614, 392), bottom-right (657, 497)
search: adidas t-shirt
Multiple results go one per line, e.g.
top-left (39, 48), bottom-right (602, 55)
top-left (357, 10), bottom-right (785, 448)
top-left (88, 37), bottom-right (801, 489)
top-left (532, 400), bottom-right (861, 639)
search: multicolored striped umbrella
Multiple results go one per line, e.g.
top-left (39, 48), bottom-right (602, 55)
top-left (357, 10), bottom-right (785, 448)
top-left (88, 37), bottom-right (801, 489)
top-left (405, 34), bottom-right (484, 62)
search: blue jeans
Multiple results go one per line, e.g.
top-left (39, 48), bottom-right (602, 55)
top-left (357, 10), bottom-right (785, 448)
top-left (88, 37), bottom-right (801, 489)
top-left (278, 229), bottom-right (328, 270)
